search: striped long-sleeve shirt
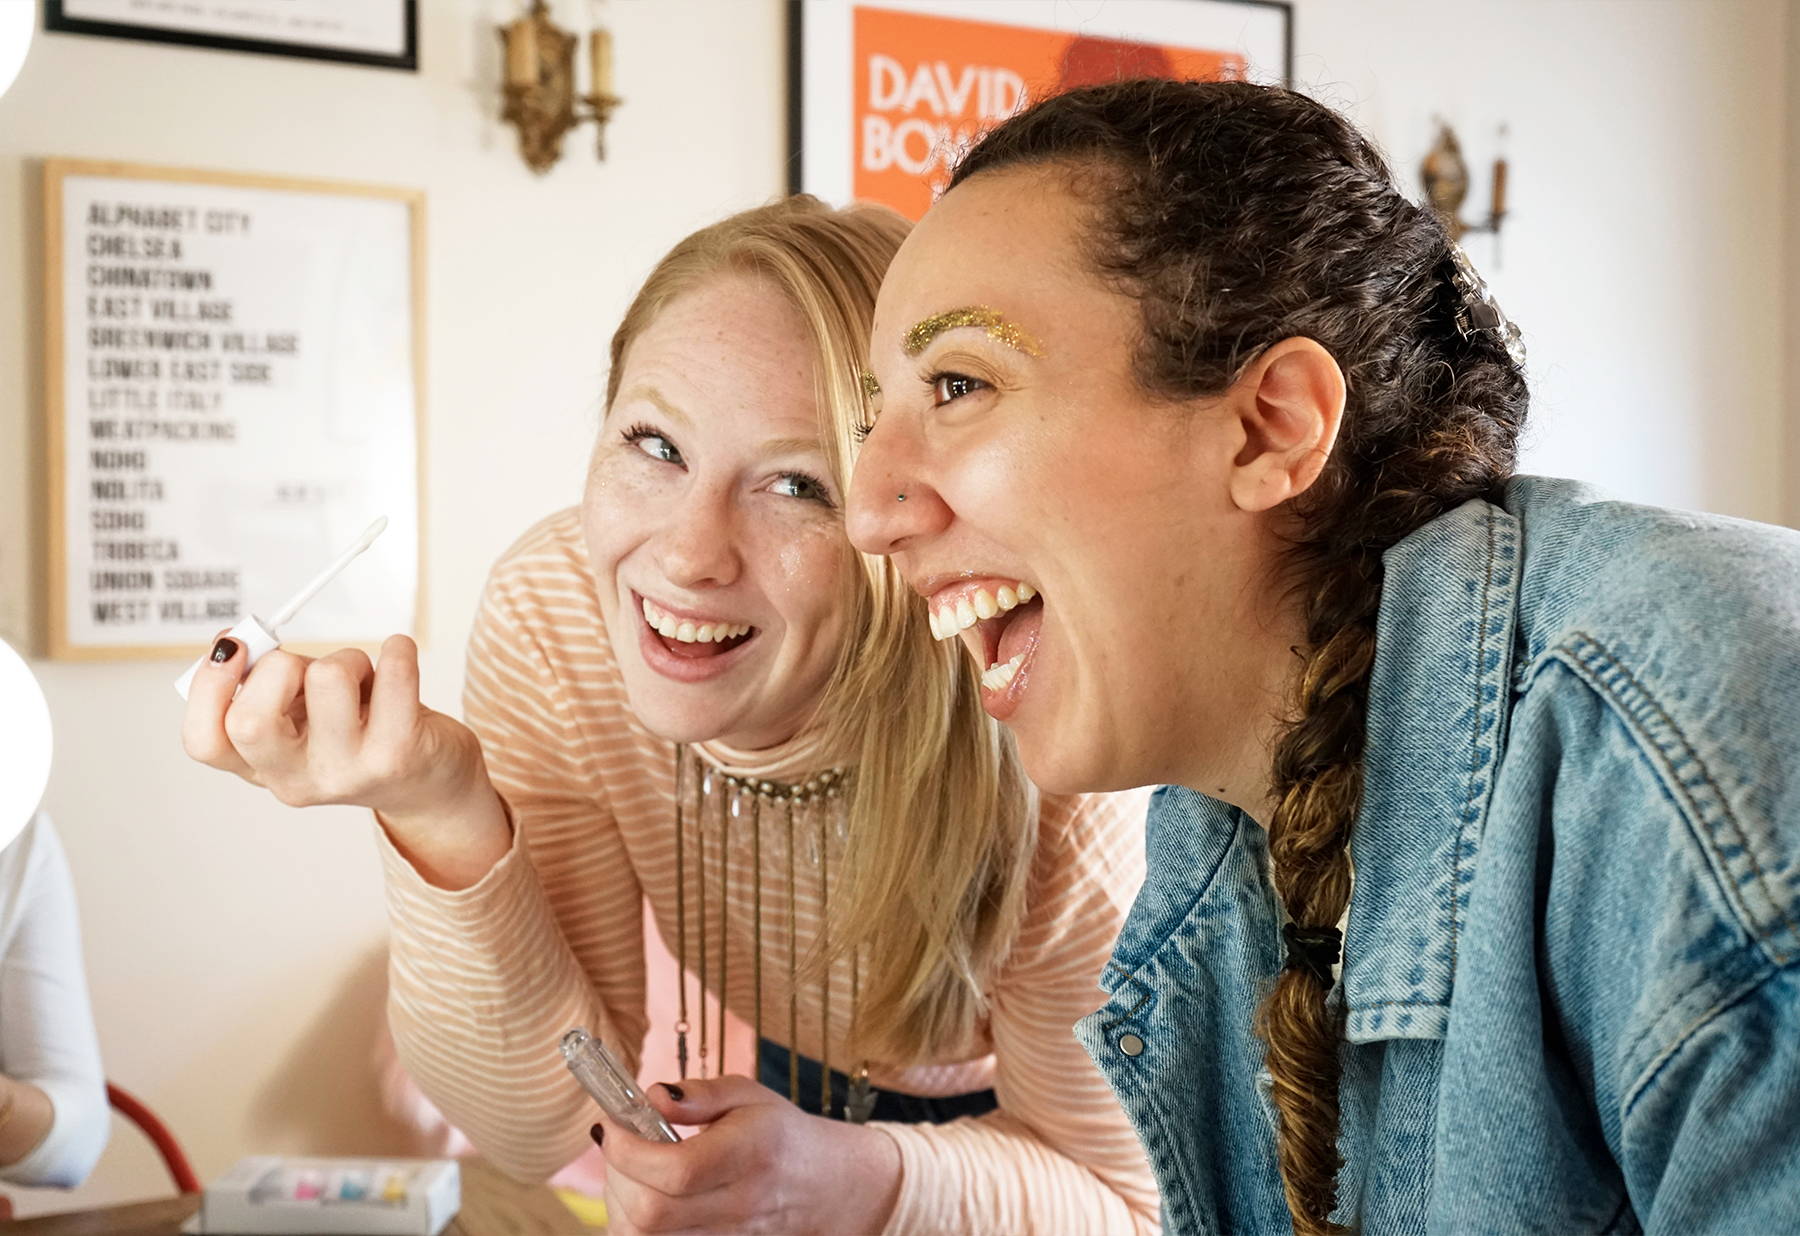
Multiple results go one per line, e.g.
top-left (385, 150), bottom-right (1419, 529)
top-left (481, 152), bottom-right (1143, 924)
top-left (380, 509), bottom-right (1160, 1234)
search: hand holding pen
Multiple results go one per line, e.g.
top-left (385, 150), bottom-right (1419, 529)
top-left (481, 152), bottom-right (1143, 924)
top-left (178, 523), bottom-right (512, 890)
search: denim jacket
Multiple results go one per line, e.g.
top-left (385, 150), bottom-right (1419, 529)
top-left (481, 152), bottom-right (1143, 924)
top-left (1075, 477), bottom-right (1800, 1235)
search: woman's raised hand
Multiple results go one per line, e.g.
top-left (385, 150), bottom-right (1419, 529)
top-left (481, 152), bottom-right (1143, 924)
top-left (180, 633), bottom-right (511, 889)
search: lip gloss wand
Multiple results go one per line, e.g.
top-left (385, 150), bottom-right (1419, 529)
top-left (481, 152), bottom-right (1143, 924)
top-left (173, 516), bottom-right (389, 700)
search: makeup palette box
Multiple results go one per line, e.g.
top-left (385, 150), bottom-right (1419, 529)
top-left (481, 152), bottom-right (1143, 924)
top-left (181, 1156), bottom-right (459, 1235)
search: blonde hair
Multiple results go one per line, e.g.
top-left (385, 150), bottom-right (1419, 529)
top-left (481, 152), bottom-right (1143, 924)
top-left (604, 196), bottom-right (1038, 1065)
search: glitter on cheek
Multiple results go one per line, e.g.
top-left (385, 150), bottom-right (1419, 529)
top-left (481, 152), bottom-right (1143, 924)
top-left (903, 306), bottom-right (1044, 358)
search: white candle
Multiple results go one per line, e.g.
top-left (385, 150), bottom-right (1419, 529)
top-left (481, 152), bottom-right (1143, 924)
top-left (506, 16), bottom-right (538, 87)
top-left (590, 28), bottom-right (613, 96)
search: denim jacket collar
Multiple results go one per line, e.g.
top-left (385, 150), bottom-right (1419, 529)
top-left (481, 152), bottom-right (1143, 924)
top-left (1342, 496), bottom-right (1521, 1042)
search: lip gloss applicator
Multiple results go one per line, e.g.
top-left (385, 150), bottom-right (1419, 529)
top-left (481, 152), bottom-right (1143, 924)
top-left (173, 516), bottom-right (389, 700)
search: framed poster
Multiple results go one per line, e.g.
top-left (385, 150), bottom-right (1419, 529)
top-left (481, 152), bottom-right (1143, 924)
top-left (44, 0), bottom-right (418, 72)
top-left (42, 159), bottom-right (425, 661)
top-left (790, 0), bottom-right (1292, 218)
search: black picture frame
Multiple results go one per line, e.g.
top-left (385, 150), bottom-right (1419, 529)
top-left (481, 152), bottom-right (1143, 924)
top-left (44, 0), bottom-right (419, 72)
top-left (786, 0), bottom-right (1294, 197)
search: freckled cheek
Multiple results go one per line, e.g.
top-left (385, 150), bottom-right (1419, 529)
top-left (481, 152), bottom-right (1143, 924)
top-left (751, 519), bottom-right (854, 658)
top-left (580, 463), bottom-right (663, 581)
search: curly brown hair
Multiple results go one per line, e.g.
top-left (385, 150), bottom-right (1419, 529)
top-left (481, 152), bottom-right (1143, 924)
top-left (951, 78), bottom-right (1529, 1234)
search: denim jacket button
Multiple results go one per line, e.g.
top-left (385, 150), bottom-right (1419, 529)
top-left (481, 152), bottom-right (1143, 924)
top-left (1118, 1032), bottom-right (1145, 1057)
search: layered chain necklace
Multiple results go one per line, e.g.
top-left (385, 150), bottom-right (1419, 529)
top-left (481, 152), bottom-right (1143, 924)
top-left (671, 742), bottom-right (876, 1123)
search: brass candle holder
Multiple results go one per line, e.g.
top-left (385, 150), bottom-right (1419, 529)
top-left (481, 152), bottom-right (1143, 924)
top-left (1421, 121), bottom-right (1509, 252)
top-left (499, 0), bottom-right (622, 174)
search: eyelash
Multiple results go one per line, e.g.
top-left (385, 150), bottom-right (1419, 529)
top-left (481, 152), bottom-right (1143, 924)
top-left (622, 423), bottom-right (833, 507)
top-left (852, 370), bottom-right (990, 443)
top-left (774, 471), bottom-right (835, 507)
top-left (622, 422), bottom-right (679, 462)
top-left (930, 371), bottom-right (989, 406)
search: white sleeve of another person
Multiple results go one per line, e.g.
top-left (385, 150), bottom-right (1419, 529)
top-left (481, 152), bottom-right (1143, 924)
top-left (0, 811), bottom-right (109, 1188)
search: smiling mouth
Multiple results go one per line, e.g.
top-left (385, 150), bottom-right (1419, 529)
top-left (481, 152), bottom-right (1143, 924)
top-left (927, 580), bottom-right (1045, 694)
top-left (640, 595), bottom-right (758, 660)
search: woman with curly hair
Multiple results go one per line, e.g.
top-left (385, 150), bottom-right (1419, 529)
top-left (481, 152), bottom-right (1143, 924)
top-left (850, 78), bottom-right (1800, 1235)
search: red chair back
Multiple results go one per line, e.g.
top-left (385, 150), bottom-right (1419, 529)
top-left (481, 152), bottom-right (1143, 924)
top-left (107, 1082), bottom-right (201, 1194)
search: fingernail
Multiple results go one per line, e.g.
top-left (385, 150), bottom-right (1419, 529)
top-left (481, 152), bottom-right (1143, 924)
top-left (660, 1083), bottom-right (684, 1102)
top-left (589, 1123), bottom-right (604, 1147)
top-left (210, 637), bottom-right (239, 663)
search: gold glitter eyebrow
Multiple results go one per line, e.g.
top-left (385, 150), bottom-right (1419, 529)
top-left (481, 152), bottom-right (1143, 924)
top-left (860, 370), bottom-right (881, 399)
top-left (902, 306), bottom-right (1044, 358)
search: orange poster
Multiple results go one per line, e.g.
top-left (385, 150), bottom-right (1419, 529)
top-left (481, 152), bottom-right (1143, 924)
top-left (851, 6), bottom-right (1249, 219)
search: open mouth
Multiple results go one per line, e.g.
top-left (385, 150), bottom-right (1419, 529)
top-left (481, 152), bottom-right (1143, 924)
top-left (639, 595), bottom-right (758, 660)
top-left (927, 579), bottom-right (1045, 704)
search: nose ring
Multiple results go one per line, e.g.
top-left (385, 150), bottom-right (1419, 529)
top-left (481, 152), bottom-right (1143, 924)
top-left (896, 492), bottom-right (907, 502)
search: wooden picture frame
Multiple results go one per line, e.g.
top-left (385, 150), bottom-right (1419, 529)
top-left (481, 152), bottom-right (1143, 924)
top-left (44, 0), bottom-right (419, 72)
top-left (42, 159), bottom-right (427, 661)
top-left (788, 0), bottom-right (1293, 217)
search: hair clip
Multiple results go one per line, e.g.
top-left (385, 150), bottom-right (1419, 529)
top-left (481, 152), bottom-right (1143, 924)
top-left (1447, 244), bottom-right (1527, 370)
top-left (1280, 921), bottom-right (1342, 987)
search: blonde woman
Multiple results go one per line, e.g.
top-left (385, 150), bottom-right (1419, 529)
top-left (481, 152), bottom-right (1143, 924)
top-left (180, 197), bottom-right (1157, 1236)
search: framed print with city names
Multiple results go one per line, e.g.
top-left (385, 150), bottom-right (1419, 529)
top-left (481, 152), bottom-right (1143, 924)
top-left (42, 159), bottom-right (425, 660)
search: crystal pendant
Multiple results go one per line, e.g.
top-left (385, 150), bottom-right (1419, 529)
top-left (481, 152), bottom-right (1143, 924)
top-left (845, 1067), bottom-right (876, 1124)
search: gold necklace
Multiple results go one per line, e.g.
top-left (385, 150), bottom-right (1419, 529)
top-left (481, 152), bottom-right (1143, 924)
top-left (672, 744), bottom-right (874, 1122)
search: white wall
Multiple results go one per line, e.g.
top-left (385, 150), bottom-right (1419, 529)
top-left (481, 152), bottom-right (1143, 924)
top-left (0, 0), bottom-right (1791, 1217)
top-left (1294, 0), bottom-right (1791, 526)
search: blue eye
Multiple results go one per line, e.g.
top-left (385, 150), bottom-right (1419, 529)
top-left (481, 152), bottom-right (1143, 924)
top-left (931, 373), bottom-right (989, 406)
top-left (623, 423), bottom-right (682, 465)
top-left (772, 472), bottom-right (834, 506)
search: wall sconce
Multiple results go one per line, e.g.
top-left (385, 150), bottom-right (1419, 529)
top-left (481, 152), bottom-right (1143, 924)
top-left (499, 1), bottom-right (621, 174)
top-left (1421, 121), bottom-right (1509, 255)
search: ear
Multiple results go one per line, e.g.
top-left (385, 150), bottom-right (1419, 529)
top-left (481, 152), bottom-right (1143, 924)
top-left (1223, 337), bottom-right (1346, 514)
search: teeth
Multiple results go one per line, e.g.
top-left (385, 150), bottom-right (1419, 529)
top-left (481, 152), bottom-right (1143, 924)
top-left (642, 598), bottom-right (750, 644)
top-left (980, 652), bottom-right (1025, 691)
top-left (928, 581), bottom-right (1040, 642)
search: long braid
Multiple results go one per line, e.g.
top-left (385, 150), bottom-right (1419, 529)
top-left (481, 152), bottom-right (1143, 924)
top-left (1259, 553), bottom-right (1374, 1232)
top-left (1260, 420), bottom-right (1521, 1230)
top-left (953, 79), bottom-right (1529, 1233)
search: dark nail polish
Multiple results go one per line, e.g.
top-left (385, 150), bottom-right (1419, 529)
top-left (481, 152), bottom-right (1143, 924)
top-left (210, 637), bottom-right (239, 663)
top-left (589, 1123), bottom-right (604, 1147)
top-left (661, 1083), bottom-right (684, 1102)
